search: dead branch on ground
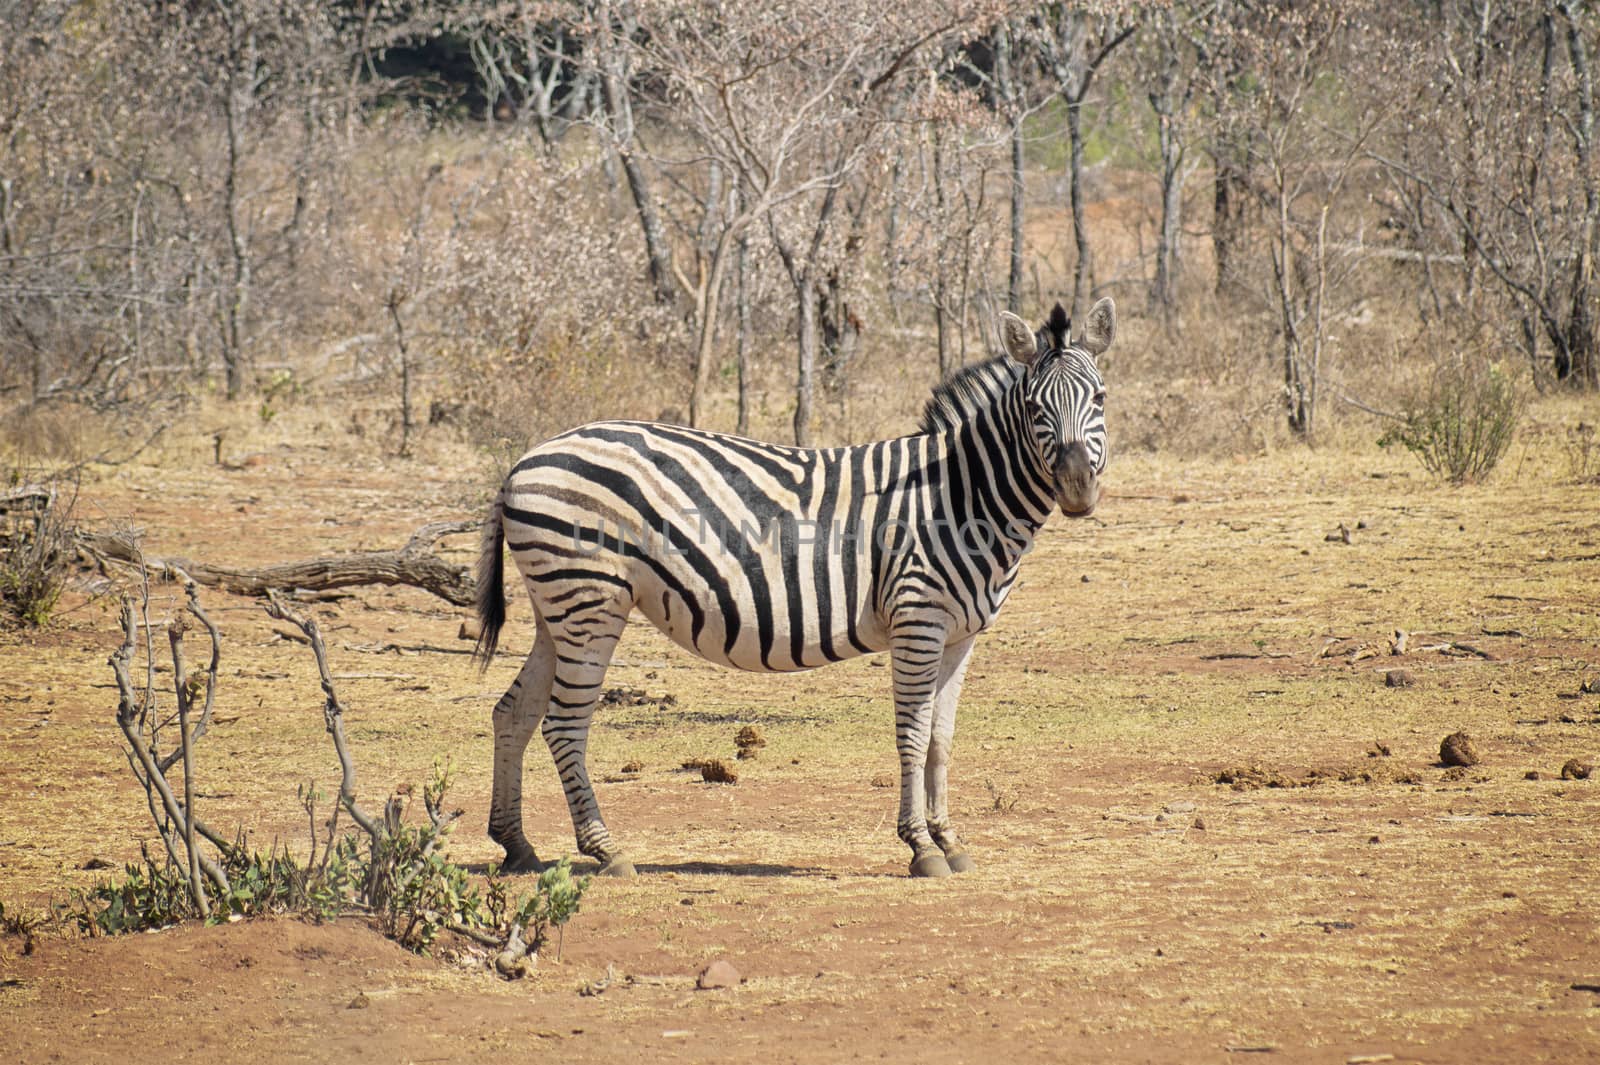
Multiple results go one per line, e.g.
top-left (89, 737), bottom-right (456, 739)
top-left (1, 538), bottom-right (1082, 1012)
top-left (78, 518), bottom-right (477, 606)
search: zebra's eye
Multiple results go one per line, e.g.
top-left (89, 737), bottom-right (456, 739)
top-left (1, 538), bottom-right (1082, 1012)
top-left (1093, 390), bottom-right (1106, 407)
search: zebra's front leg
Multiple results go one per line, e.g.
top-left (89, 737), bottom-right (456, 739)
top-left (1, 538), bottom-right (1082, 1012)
top-left (926, 634), bottom-right (976, 874)
top-left (542, 609), bottom-right (636, 877)
top-left (890, 621), bottom-right (953, 878)
top-left (487, 616), bottom-right (556, 873)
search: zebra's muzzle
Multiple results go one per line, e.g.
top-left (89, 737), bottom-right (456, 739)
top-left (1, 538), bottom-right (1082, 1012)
top-left (1054, 441), bottom-right (1099, 518)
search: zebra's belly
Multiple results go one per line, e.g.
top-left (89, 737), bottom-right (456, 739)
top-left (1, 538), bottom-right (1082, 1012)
top-left (628, 553), bottom-right (890, 672)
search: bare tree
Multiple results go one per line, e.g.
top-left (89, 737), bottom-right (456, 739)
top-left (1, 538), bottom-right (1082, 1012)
top-left (594, 1), bottom-right (676, 306)
top-left (1136, 2), bottom-right (1205, 324)
top-left (619, 2), bottom-right (970, 441)
top-left (889, 68), bottom-right (1006, 377)
top-left (1367, 0), bottom-right (1600, 389)
top-left (1239, 3), bottom-right (1387, 439)
top-left (1036, 2), bottom-right (1138, 323)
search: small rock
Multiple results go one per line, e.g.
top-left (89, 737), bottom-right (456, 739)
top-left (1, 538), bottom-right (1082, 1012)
top-left (81, 857), bottom-right (114, 871)
top-left (347, 992), bottom-right (371, 1010)
top-left (696, 959), bottom-right (741, 990)
top-left (1080, 574), bottom-right (1091, 583)
top-left (1384, 670), bottom-right (1415, 689)
top-left (1191, 816), bottom-right (1207, 831)
top-left (1525, 770), bottom-right (1542, 781)
top-left (620, 760), bottom-right (644, 774)
top-left (1439, 731), bottom-right (1480, 768)
top-left (1560, 758), bottom-right (1593, 781)
top-left (1368, 835), bottom-right (1381, 844)
top-left (459, 618), bottom-right (482, 641)
top-left (869, 772), bottom-right (895, 788)
top-left (1367, 740), bottom-right (1392, 758)
top-left (734, 725), bottom-right (766, 751)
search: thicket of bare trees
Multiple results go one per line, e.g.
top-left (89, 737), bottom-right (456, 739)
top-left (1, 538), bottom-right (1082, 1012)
top-left (2, 1), bottom-right (1596, 454)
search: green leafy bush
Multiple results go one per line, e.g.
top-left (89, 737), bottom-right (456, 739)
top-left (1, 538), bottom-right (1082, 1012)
top-left (1380, 360), bottom-right (1520, 484)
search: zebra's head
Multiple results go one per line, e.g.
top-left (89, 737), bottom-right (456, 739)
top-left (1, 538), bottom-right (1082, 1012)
top-left (998, 297), bottom-right (1114, 519)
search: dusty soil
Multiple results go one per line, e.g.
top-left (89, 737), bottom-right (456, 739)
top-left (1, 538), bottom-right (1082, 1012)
top-left (3, 408), bottom-right (1599, 1064)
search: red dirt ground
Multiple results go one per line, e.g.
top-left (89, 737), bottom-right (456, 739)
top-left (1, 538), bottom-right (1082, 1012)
top-left (3, 416), bottom-right (1599, 1064)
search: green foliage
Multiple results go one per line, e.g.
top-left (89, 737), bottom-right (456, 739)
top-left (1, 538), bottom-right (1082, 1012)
top-left (360, 817), bottom-right (485, 952)
top-left (71, 766), bottom-right (590, 962)
top-left (75, 843), bottom-right (194, 935)
top-left (503, 859), bottom-right (590, 958)
top-left (258, 369), bottom-right (299, 423)
top-left (1379, 360), bottom-right (1521, 484)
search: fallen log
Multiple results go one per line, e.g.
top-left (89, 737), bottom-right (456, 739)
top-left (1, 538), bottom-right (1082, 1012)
top-left (77, 519), bottom-right (479, 607)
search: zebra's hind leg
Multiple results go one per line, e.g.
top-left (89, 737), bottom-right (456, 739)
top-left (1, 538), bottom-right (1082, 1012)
top-left (487, 615), bottom-right (557, 873)
top-left (889, 618), bottom-right (953, 878)
top-left (541, 599), bottom-right (636, 877)
top-left (925, 635), bottom-right (977, 874)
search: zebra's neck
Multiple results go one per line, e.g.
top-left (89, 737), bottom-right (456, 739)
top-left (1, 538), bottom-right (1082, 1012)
top-left (929, 371), bottom-right (1057, 561)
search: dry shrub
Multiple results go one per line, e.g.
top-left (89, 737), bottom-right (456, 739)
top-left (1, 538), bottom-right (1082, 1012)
top-left (0, 479), bottom-right (74, 627)
top-left (1564, 421), bottom-right (1599, 481)
top-left (1380, 358), bottom-right (1521, 483)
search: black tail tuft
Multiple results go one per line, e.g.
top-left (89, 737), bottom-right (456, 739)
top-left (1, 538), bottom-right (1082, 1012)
top-left (472, 488), bottom-right (506, 671)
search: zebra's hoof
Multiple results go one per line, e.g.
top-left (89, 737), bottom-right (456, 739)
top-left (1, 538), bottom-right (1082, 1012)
top-left (909, 853), bottom-right (953, 878)
top-left (944, 850), bottom-right (975, 874)
top-left (499, 844), bottom-right (542, 875)
top-left (598, 856), bottom-right (637, 877)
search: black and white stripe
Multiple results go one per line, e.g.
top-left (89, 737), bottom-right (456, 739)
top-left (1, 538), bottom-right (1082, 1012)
top-left (475, 298), bottom-right (1115, 878)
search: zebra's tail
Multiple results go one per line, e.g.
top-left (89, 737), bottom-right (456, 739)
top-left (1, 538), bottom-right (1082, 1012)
top-left (472, 486), bottom-right (507, 671)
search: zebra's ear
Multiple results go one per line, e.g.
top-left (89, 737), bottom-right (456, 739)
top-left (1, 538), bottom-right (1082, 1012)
top-left (998, 311), bottom-right (1038, 365)
top-left (1080, 297), bottom-right (1116, 357)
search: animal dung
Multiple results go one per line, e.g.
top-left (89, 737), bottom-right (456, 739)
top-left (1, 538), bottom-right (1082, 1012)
top-left (1439, 731), bottom-right (1480, 768)
top-left (700, 759), bottom-right (738, 784)
top-left (734, 724), bottom-right (766, 760)
top-left (1560, 758), bottom-right (1593, 781)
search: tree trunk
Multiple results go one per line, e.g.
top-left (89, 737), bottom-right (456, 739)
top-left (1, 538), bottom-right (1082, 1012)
top-left (793, 277), bottom-right (818, 447)
top-left (735, 221), bottom-right (752, 436)
top-left (1213, 152), bottom-right (1244, 296)
top-left (221, 18), bottom-right (256, 399)
top-left (1561, 0), bottom-right (1599, 387)
top-left (995, 21), bottom-right (1024, 313)
top-left (1271, 163), bottom-right (1308, 436)
top-left (1065, 97), bottom-right (1093, 324)
top-left (932, 126), bottom-right (954, 376)
top-left (687, 228), bottom-right (734, 429)
top-left (597, 8), bottom-right (675, 306)
top-left (1153, 100), bottom-right (1183, 322)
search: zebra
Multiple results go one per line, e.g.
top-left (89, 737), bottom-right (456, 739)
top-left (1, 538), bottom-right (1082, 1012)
top-left (473, 297), bottom-right (1114, 878)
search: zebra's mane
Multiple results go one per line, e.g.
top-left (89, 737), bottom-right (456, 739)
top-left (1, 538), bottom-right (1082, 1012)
top-left (917, 355), bottom-right (1025, 435)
